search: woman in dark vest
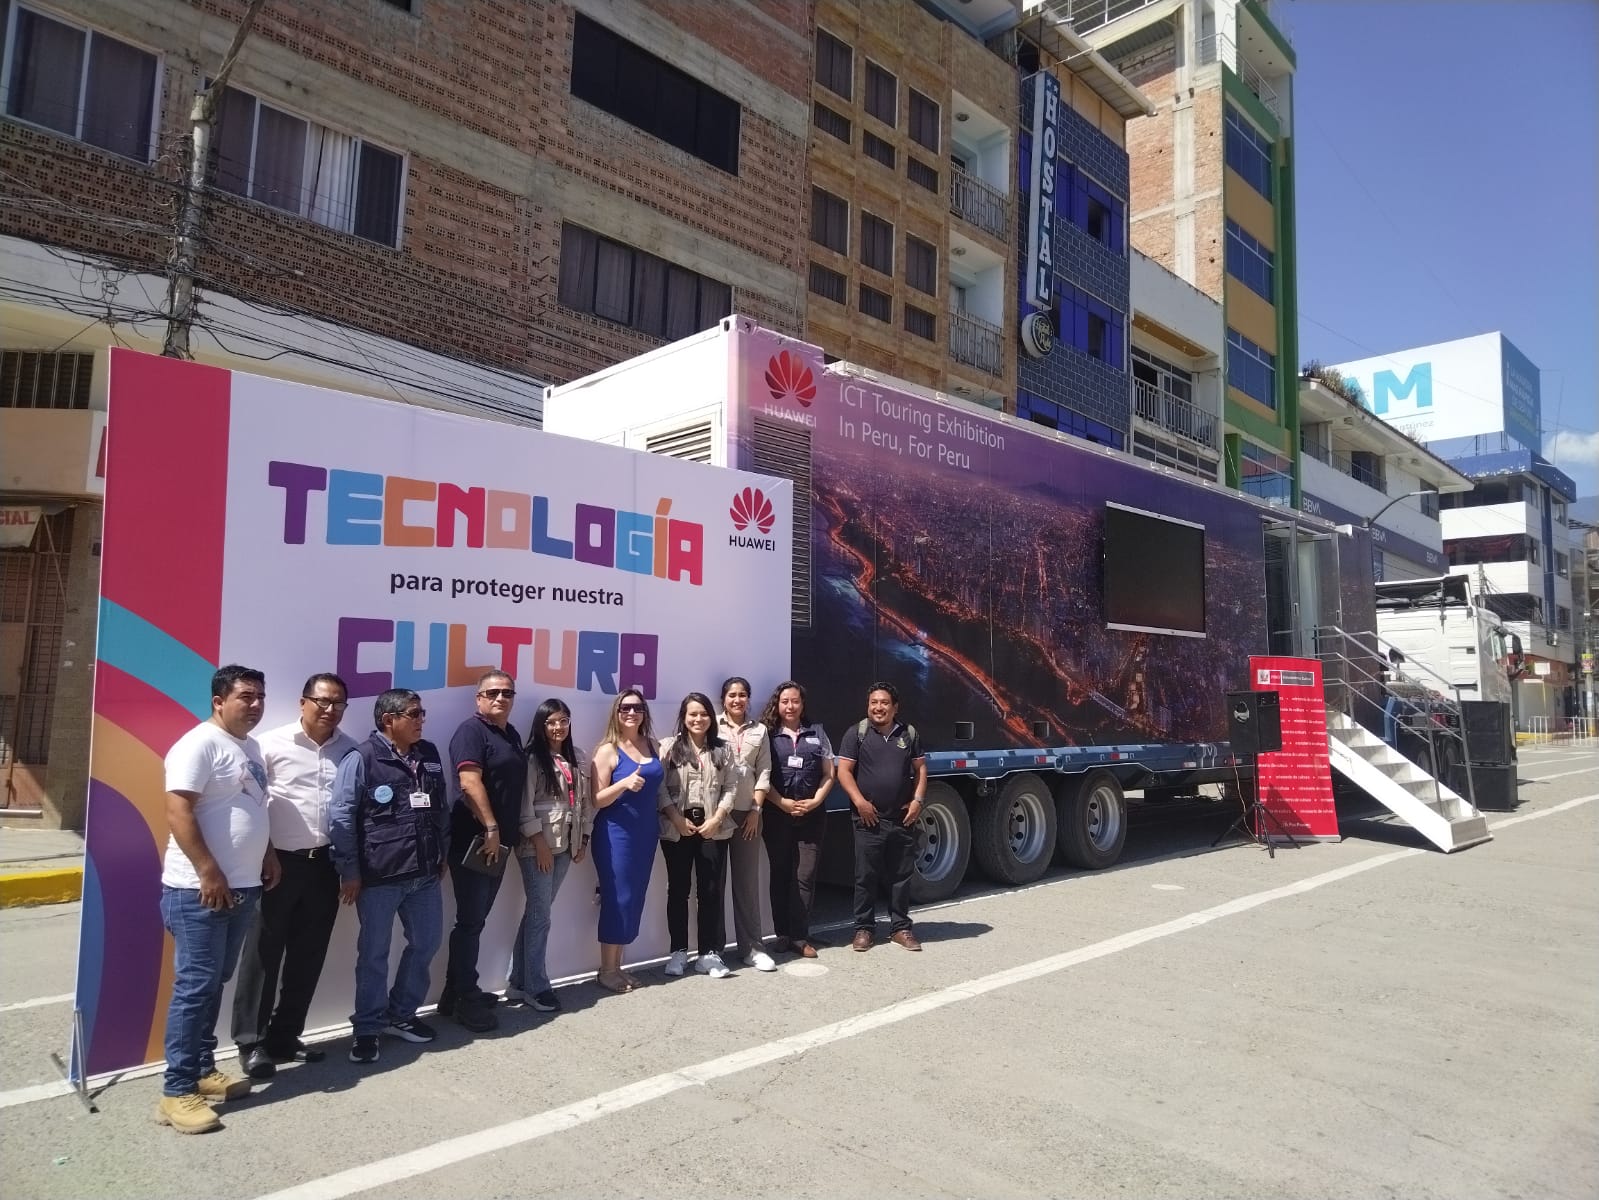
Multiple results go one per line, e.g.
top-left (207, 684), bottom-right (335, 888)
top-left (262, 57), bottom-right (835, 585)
top-left (760, 681), bottom-right (834, 959)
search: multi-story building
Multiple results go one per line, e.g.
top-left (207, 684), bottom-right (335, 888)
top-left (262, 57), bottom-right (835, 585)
top-left (1335, 333), bottom-right (1579, 723)
top-left (1043, 0), bottom-right (1299, 502)
top-left (804, 0), bottom-right (1021, 408)
top-left (1, 0), bottom-right (814, 825)
top-left (1296, 370), bottom-right (1471, 582)
top-left (1011, 8), bottom-right (1153, 442)
top-left (1572, 519), bottom-right (1597, 720)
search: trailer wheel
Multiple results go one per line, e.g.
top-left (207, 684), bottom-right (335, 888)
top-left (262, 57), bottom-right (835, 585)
top-left (1056, 770), bottom-right (1127, 870)
top-left (908, 782), bottom-right (971, 904)
top-left (972, 772), bottom-right (1058, 886)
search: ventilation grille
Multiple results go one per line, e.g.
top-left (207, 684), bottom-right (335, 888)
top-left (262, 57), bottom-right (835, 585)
top-left (752, 417), bottom-right (813, 627)
top-left (1, 351), bottom-right (94, 409)
top-left (645, 420), bottom-right (714, 463)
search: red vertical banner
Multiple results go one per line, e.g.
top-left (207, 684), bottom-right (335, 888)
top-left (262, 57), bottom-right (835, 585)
top-left (1250, 656), bottom-right (1340, 842)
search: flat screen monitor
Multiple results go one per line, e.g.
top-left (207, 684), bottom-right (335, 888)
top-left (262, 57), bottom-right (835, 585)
top-left (1103, 501), bottom-right (1206, 637)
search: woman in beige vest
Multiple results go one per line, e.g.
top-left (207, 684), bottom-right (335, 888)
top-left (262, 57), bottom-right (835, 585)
top-left (509, 698), bottom-right (593, 1012)
top-left (657, 692), bottom-right (739, 978)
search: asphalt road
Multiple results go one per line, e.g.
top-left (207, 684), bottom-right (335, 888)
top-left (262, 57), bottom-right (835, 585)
top-left (2, 744), bottom-right (1595, 1200)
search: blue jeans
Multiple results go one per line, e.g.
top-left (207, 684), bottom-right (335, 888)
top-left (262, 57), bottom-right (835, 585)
top-left (444, 859), bottom-right (507, 1003)
top-left (160, 884), bottom-right (261, 1097)
top-left (509, 849), bottom-right (571, 995)
top-left (353, 874), bottom-right (443, 1037)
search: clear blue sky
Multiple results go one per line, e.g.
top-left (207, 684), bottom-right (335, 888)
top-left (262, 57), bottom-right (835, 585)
top-left (1289, 0), bottom-right (1598, 499)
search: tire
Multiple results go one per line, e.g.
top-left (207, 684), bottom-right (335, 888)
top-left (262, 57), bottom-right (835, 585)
top-left (1056, 770), bottom-right (1127, 870)
top-left (908, 782), bottom-right (971, 904)
top-left (971, 772), bottom-right (1058, 886)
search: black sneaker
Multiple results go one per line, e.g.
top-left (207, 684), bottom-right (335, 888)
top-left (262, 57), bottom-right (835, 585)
top-left (452, 999), bottom-right (498, 1033)
top-left (384, 1017), bottom-right (437, 1044)
top-left (348, 1036), bottom-right (380, 1064)
top-left (530, 990), bottom-right (560, 1013)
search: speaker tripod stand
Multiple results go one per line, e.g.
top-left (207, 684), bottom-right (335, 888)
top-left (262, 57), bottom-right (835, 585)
top-left (1212, 755), bottom-right (1302, 858)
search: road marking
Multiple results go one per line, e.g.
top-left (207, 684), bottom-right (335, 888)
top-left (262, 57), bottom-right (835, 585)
top-left (0, 992), bottom-right (73, 1014)
top-left (251, 792), bottom-right (1599, 1200)
top-left (1152, 883), bottom-right (1185, 891)
top-left (0, 1081), bottom-right (74, 1110)
top-left (1518, 765), bottom-right (1599, 783)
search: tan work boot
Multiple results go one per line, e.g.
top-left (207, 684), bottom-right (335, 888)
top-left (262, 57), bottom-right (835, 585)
top-left (197, 1070), bottom-right (250, 1102)
top-left (155, 1093), bottom-right (221, 1134)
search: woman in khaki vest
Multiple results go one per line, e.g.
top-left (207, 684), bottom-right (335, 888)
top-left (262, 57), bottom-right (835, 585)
top-left (657, 692), bottom-right (739, 978)
top-left (509, 698), bottom-right (593, 1012)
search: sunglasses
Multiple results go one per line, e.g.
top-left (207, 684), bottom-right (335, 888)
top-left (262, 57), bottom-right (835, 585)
top-left (302, 696), bottom-right (348, 711)
top-left (618, 703), bottom-right (645, 715)
top-left (479, 688), bottom-right (515, 700)
top-left (397, 708), bottom-right (426, 720)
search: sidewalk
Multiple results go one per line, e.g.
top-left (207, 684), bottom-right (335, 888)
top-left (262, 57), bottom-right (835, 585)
top-left (0, 826), bottom-right (85, 907)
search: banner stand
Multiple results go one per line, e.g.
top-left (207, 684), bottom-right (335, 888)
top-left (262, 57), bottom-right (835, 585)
top-left (53, 1008), bottom-right (100, 1114)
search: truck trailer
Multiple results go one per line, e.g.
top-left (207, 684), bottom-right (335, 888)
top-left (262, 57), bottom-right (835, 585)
top-left (545, 318), bottom-right (1365, 895)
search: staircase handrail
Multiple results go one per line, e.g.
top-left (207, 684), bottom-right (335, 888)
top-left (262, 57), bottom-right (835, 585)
top-left (1312, 623), bottom-right (1478, 816)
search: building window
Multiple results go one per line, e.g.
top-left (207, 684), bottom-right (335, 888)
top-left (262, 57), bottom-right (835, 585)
top-left (1555, 550), bottom-right (1569, 578)
top-left (1224, 105), bottom-right (1273, 200)
top-left (558, 224), bottom-right (731, 340)
top-left (808, 263), bottom-right (847, 304)
top-left (905, 235), bottom-right (936, 295)
top-left (810, 187), bottom-right (848, 254)
top-left (863, 131), bottom-right (895, 169)
top-left (908, 88), bottom-right (939, 152)
top-left (1419, 484), bottom-right (1440, 518)
top-left (904, 305), bottom-right (936, 341)
top-left (1018, 393), bottom-right (1125, 449)
top-left (0, 351), bottom-right (94, 408)
top-left (570, 14), bottom-right (740, 174)
top-left (3, 6), bottom-right (159, 161)
top-left (1553, 499), bottom-right (1568, 525)
top-left (860, 212), bottom-right (893, 275)
top-left (864, 61), bottom-right (897, 126)
top-left (1226, 329), bottom-right (1276, 409)
top-left (1528, 540), bottom-right (1541, 567)
top-left (907, 157), bottom-right (939, 193)
top-left (859, 283), bottom-right (891, 323)
top-left (812, 101), bottom-right (850, 145)
top-left (1238, 441), bottom-right (1293, 504)
top-left (1556, 605), bottom-right (1571, 631)
top-left (1066, 168), bottom-right (1123, 254)
top-left (214, 87), bottom-right (405, 247)
top-left (1446, 535), bottom-right (1536, 567)
top-left (1058, 284), bottom-right (1124, 369)
top-left (1225, 219), bottom-right (1274, 302)
top-left (815, 29), bottom-right (852, 100)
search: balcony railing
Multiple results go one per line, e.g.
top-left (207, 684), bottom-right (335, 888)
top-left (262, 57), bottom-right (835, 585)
top-left (950, 166), bottom-right (1009, 241)
top-left (1235, 53), bottom-right (1281, 120)
top-left (1301, 438), bottom-right (1386, 493)
top-left (1046, 0), bottom-right (1167, 36)
top-left (1133, 379), bottom-right (1218, 450)
top-left (950, 311), bottom-right (1004, 378)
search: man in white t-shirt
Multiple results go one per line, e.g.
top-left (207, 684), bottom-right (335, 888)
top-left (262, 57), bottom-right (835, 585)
top-left (156, 664), bottom-right (280, 1135)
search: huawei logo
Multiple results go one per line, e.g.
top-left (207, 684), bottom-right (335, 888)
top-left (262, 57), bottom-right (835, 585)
top-left (764, 351), bottom-right (816, 408)
top-left (729, 487), bottom-right (776, 535)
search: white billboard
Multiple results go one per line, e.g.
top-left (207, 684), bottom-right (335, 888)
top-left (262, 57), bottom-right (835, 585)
top-left (77, 350), bottom-right (791, 1076)
top-left (1333, 332), bottom-right (1541, 452)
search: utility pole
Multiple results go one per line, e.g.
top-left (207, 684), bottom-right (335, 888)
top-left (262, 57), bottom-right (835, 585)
top-left (162, 0), bottom-right (270, 359)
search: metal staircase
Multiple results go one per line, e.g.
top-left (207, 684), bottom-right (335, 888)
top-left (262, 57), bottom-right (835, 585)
top-left (1325, 711), bottom-right (1490, 852)
top-left (1315, 626), bottom-right (1492, 854)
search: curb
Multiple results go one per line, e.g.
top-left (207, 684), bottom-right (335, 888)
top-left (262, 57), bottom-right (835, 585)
top-left (0, 867), bottom-right (83, 907)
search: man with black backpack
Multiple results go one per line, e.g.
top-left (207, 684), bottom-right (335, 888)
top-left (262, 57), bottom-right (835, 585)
top-left (836, 682), bottom-right (928, 952)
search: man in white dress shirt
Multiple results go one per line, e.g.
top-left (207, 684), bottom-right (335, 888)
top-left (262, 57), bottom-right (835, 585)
top-left (231, 673), bottom-right (357, 1080)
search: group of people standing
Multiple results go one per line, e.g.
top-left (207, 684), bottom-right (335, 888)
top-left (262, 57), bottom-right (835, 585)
top-left (153, 665), bottom-right (928, 1134)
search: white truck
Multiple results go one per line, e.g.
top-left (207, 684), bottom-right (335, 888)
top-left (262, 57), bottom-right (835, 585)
top-left (1374, 574), bottom-right (1523, 709)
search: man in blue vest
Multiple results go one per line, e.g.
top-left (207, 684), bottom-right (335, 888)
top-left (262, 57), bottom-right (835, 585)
top-left (329, 689), bottom-right (450, 1064)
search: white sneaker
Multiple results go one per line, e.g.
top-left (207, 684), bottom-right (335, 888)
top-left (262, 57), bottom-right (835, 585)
top-left (664, 950), bottom-right (689, 977)
top-left (744, 948), bottom-right (778, 973)
top-left (695, 951), bottom-right (730, 978)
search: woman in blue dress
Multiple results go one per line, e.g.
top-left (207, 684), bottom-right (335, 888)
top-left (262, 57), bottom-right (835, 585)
top-left (588, 688), bottom-right (663, 993)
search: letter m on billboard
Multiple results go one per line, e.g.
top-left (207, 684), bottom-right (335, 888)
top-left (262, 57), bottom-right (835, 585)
top-left (1371, 363), bottom-right (1432, 415)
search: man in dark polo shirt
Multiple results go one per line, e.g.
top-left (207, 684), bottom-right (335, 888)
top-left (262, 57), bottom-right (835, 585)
top-left (441, 671), bottom-right (526, 1032)
top-left (837, 682), bottom-right (928, 952)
